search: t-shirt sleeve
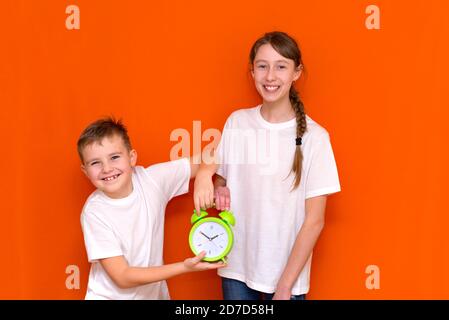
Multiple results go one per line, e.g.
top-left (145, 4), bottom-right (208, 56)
top-left (81, 212), bottom-right (123, 263)
top-left (144, 157), bottom-right (191, 201)
top-left (216, 116), bottom-right (232, 179)
top-left (305, 132), bottom-right (341, 199)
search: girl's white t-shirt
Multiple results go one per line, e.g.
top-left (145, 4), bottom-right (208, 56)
top-left (80, 158), bottom-right (190, 300)
top-left (216, 105), bottom-right (341, 295)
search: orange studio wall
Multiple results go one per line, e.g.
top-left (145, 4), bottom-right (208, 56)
top-left (0, 0), bottom-right (448, 299)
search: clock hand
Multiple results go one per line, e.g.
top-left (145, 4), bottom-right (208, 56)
top-left (211, 233), bottom-right (224, 240)
top-left (200, 231), bottom-right (211, 241)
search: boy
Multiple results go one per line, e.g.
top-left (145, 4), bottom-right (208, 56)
top-left (77, 117), bottom-right (225, 300)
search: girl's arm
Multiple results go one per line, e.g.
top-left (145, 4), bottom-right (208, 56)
top-left (213, 175), bottom-right (230, 211)
top-left (99, 252), bottom-right (225, 289)
top-left (274, 195), bottom-right (327, 300)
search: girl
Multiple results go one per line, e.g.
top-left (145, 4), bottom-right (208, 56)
top-left (194, 31), bottom-right (340, 300)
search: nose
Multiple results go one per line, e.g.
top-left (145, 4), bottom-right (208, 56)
top-left (265, 66), bottom-right (275, 82)
top-left (101, 161), bottom-right (113, 174)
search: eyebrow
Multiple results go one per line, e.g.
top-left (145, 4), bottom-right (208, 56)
top-left (85, 152), bottom-right (123, 163)
top-left (254, 59), bottom-right (290, 64)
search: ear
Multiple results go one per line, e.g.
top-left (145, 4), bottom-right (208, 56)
top-left (80, 164), bottom-right (88, 177)
top-left (293, 66), bottom-right (302, 81)
top-left (129, 149), bottom-right (137, 167)
top-left (251, 67), bottom-right (255, 79)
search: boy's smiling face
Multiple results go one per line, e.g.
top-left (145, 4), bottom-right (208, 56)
top-left (81, 134), bottom-right (137, 199)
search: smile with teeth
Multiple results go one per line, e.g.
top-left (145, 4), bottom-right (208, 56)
top-left (102, 174), bottom-right (121, 182)
top-left (263, 85), bottom-right (280, 92)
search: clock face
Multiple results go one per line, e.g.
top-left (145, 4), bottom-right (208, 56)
top-left (191, 221), bottom-right (230, 259)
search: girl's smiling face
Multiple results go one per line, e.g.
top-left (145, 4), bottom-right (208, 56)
top-left (251, 44), bottom-right (301, 106)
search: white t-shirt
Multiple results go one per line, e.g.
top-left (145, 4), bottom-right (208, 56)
top-left (80, 158), bottom-right (190, 300)
top-left (216, 105), bottom-right (341, 295)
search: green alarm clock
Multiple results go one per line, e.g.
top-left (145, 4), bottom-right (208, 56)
top-left (189, 209), bottom-right (235, 263)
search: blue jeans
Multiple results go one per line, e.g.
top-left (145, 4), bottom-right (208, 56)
top-left (222, 277), bottom-right (306, 300)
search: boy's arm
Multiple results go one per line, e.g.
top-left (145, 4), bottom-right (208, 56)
top-left (188, 153), bottom-right (216, 180)
top-left (192, 162), bottom-right (222, 214)
top-left (189, 151), bottom-right (219, 179)
top-left (190, 140), bottom-right (230, 213)
top-left (100, 252), bottom-right (225, 289)
top-left (189, 148), bottom-right (221, 213)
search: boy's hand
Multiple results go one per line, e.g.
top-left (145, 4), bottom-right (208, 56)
top-left (184, 251), bottom-right (227, 271)
top-left (194, 171), bottom-right (215, 215)
top-left (214, 186), bottom-right (230, 211)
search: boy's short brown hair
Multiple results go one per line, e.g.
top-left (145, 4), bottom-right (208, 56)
top-left (77, 117), bottom-right (132, 162)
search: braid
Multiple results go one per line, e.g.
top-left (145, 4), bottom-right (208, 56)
top-left (290, 86), bottom-right (307, 189)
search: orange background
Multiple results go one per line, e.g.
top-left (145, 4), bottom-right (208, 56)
top-left (1, 0), bottom-right (448, 299)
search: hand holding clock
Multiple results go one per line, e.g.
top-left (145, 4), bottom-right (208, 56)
top-left (214, 186), bottom-right (230, 211)
top-left (183, 251), bottom-right (227, 271)
top-left (193, 168), bottom-right (230, 216)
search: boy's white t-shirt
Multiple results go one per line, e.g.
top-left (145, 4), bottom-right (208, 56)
top-left (80, 158), bottom-right (190, 300)
top-left (216, 105), bottom-right (341, 295)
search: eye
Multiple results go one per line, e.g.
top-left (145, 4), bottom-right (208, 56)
top-left (111, 155), bottom-right (120, 160)
top-left (256, 64), bottom-right (267, 69)
top-left (277, 65), bottom-right (287, 70)
top-left (90, 161), bottom-right (99, 166)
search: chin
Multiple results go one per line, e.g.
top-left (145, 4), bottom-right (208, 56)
top-left (262, 96), bottom-right (282, 104)
top-left (103, 188), bottom-right (126, 199)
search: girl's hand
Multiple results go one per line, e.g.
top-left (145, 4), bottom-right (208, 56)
top-left (183, 251), bottom-right (227, 271)
top-left (194, 171), bottom-right (215, 215)
top-left (272, 287), bottom-right (292, 300)
top-left (214, 186), bottom-right (230, 211)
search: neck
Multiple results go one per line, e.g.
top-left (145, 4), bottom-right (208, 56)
top-left (260, 97), bottom-right (295, 123)
top-left (104, 183), bottom-right (133, 199)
